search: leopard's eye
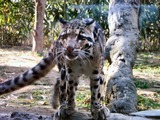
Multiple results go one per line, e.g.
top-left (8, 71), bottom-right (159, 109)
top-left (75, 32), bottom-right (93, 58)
top-left (84, 43), bottom-right (90, 48)
top-left (60, 34), bottom-right (68, 40)
top-left (83, 43), bottom-right (92, 49)
top-left (78, 35), bottom-right (86, 41)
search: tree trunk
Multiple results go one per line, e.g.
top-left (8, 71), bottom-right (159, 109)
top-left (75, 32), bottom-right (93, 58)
top-left (32, 0), bottom-right (46, 53)
top-left (105, 0), bottom-right (141, 114)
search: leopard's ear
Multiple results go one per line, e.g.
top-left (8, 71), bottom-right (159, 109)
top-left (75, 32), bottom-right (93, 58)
top-left (59, 18), bottom-right (68, 28)
top-left (84, 19), bottom-right (94, 26)
top-left (83, 18), bottom-right (95, 31)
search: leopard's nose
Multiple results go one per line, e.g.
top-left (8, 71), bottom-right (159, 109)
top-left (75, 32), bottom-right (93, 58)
top-left (66, 45), bottom-right (74, 53)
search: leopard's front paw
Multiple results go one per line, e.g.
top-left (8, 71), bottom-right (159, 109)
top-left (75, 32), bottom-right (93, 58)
top-left (91, 102), bottom-right (110, 120)
top-left (52, 102), bottom-right (77, 120)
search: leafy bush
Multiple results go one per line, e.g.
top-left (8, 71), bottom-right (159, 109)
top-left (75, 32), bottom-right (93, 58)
top-left (0, 0), bottom-right (159, 51)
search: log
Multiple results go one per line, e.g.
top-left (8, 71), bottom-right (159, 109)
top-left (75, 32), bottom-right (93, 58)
top-left (105, 0), bottom-right (141, 113)
top-left (1, 110), bottom-right (160, 120)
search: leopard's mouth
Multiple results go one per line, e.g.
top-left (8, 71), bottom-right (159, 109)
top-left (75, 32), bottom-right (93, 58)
top-left (65, 53), bottom-right (78, 61)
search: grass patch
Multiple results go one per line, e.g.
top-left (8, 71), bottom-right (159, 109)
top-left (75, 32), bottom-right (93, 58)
top-left (32, 90), bottom-right (44, 100)
top-left (134, 78), bottom-right (150, 89)
top-left (134, 52), bottom-right (160, 74)
top-left (76, 90), bottom-right (90, 110)
top-left (138, 94), bottom-right (160, 110)
top-left (134, 52), bottom-right (160, 110)
top-left (18, 94), bottom-right (29, 99)
top-left (134, 65), bottom-right (160, 74)
top-left (31, 90), bottom-right (50, 105)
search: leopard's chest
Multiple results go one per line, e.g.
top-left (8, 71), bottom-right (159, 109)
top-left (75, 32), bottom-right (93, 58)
top-left (65, 59), bottom-right (95, 76)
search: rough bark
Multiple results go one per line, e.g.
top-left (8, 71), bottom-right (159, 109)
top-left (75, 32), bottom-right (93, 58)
top-left (32, 0), bottom-right (46, 53)
top-left (105, 0), bottom-right (140, 113)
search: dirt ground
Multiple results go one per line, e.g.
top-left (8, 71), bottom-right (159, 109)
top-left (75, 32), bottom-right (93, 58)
top-left (0, 47), bottom-right (160, 117)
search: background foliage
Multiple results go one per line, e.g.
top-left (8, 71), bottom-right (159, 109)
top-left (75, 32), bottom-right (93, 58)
top-left (0, 0), bottom-right (159, 51)
top-left (0, 0), bottom-right (34, 47)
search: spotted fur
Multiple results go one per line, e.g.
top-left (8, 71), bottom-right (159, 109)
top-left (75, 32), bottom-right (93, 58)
top-left (0, 18), bottom-right (109, 119)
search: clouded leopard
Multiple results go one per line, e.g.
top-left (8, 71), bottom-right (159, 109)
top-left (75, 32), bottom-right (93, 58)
top-left (0, 18), bottom-right (110, 120)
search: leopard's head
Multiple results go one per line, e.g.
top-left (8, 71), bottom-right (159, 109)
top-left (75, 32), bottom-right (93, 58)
top-left (57, 18), bottom-right (96, 61)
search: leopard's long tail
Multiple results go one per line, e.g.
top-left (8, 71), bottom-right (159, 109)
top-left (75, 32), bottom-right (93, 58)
top-left (0, 42), bottom-right (59, 95)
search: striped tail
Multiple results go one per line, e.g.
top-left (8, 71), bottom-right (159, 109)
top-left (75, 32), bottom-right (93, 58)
top-left (0, 42), bottom-right (58, 95)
